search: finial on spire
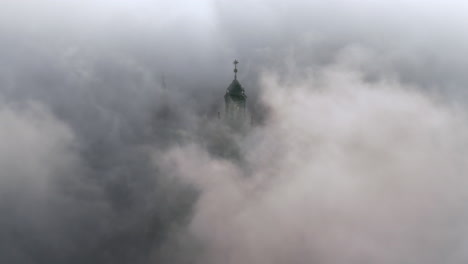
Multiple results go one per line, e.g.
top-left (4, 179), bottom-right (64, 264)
top-left (233, 59), bottom-right (239, 80)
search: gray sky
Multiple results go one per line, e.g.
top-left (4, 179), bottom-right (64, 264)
top-left (1, 1), bottom-right (468, 263)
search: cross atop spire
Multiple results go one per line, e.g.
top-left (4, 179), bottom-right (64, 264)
top-left (233, 59), bottom-right (239, 80)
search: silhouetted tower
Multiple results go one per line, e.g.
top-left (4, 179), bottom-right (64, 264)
top-left (224, 60), bottom-right (247, 120)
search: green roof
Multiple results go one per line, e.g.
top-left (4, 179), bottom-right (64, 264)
top-left (225, 79), bottom-right (247, 99)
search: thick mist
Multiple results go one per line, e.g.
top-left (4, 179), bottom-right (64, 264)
top-left (1, 0), bottom-right (468, 263)
top-left (161, 66), bottom-right (468, 263)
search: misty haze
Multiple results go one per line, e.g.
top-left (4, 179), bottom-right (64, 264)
top-left (2, 1), bottom-right (468, 263)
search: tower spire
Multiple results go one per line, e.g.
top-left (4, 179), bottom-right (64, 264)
top-left (233, 59), bottom-right (239, 80)
top-left (225, 59), bottom-right (247, 123)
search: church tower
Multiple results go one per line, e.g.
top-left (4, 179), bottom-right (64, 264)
top-left (224, 60), bottom-right (247, 121)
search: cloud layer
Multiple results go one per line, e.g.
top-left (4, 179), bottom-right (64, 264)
top-left (2, 1), bottom-right (468, 263)
top-left (161, 67), bottom-right (468, 263)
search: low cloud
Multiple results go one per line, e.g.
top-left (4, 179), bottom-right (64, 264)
top-left (159, 65), bottom-right (468, 263)
top-left (2, 1), bottom-right (468, 263)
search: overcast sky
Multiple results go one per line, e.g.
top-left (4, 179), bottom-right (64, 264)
top-left (2, 1), bottom-right (468, 264)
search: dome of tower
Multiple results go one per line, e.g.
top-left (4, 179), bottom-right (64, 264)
top-left (226, 79), bottom-right (247, 99)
